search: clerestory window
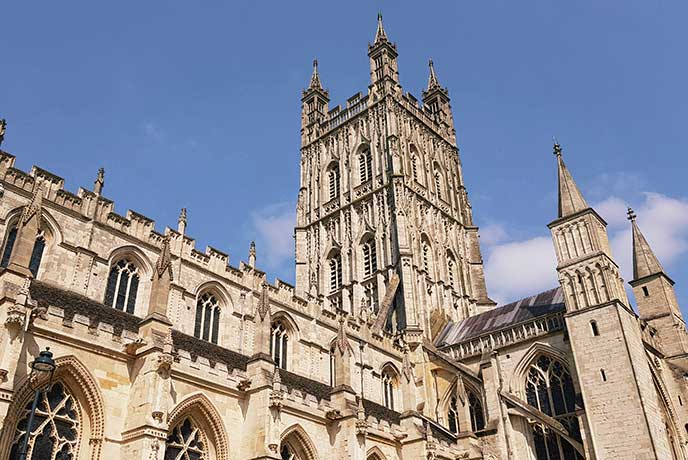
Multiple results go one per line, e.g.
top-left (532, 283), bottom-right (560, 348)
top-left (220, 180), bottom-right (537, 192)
top-left (194, 292), bottom-right (221, 344)
top-left (104, 258), bottom-right (140, 314)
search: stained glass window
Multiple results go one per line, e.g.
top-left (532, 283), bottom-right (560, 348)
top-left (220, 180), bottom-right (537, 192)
top-left (1, 226), bottom-right (18, 268)
top-left (1, 226), bottom-right (46, 277)
top-left (9, 382), bottom-right (80, 460)
top-left (468, 391), bottom-right (485, 431)
top-left (281, 443), bottom-right (301, 460)
top-left (104, 259), bottom-right (140, 314)
top-left (382, 369), bottom-right (395, 410)
top-left (165, 417), bottom-right (208, 460)
top-left (526, 355), bottom-right (582, 460)
top-left (447, 396), bottom-right (458, 433)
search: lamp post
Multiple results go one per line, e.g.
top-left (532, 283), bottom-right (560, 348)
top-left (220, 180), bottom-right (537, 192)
top-left (18, 347), bottom-right (56, 460)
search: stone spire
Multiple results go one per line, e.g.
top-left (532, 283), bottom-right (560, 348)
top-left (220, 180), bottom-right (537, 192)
top-left (427, 59), bottom-right (441, 91)
top-left (147, 235), bottom-right (173, 320)
top-left (628, 208), bottom-right (664, 280)
top-left (374, 12), bottom-right (388, 44)
top-left (177, 207), bottom-right (187, 235)
top-left (308, 59), bottom-right (322, 91)
top-left (554, 142), bottom-right (589, 218)
top-left (248, 241), bottom-right (256, 267)
top-left (93, 167), bottom-right (105, 196)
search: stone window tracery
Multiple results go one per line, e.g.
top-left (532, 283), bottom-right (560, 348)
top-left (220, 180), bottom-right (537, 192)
top-left (104, 258), bottom-right (140, 314)
top-left (194, 292), bottom-right (221, 345)
top-left (526, 355), bottom-right (582, 460)
top-left (411, 154), bottom-right (419, 182)
top-left (271, 321), bottom-right (289, 370)
top-left (9, 381), bottom-right (81, 460)
top-left (381, 368), bottom-right (396, 410)
top-left (165, 417), bottom-right (209, 460)
top-left (447, 396), bottom-right (459, 433)
top-left (468, 391), bottom-right (485, 431)
top-left (447, 254), bottom-right (456, 289)
top-left (421, 237), bottom-right (433, 276)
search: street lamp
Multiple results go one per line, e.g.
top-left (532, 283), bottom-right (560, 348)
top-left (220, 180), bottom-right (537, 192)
top-left (18, 347), bottom-right (56, 460)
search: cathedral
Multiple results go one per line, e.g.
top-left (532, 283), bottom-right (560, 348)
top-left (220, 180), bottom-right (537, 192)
top-left (0, 15), bottom-right (686, 460)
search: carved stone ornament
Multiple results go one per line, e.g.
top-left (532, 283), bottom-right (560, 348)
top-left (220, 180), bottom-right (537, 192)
top-left (257, 282), bottom-right (270, 320)
top-left (4, 304), bottom-right (24, 330)
top-left (269, 389), bottom-right (284, 409)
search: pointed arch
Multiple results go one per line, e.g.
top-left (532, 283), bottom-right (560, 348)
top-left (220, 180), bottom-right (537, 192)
top-left (167, 392), bottom-right (229, 460)
top-left (366, 445), bottom-right (388, 460)
top-left (280, 424), bottom-right (319, 460)
top-left (193, 280), bottom-right (233, 308)
top-left (107, 245), bottom-right (153, 277)
top-left (509, 342), bottom-right (573, 398)
top-left (0, 355), bottom-right (105, 460)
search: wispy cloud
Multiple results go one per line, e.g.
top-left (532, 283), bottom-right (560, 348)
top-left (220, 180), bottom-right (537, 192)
top-left (249, 202), bottom-right (296, 278)
top-left (482, 190), bottom-right (688, 306)
top-left (143, 121), bottom-right (165, 144)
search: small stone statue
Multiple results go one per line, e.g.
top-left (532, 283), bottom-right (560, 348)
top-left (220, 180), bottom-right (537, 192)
top-left (0, 119), bottom-right (6, 147)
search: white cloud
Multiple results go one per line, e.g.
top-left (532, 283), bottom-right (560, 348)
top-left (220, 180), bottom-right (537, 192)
top-left (250, 202), bottom-right (296, 274)
top-left (482, 191), bottom-right (688, 307)
top-left (484, 236), bottom-right (558, 306)
top-left (480, 223), bottom-right (508, 246)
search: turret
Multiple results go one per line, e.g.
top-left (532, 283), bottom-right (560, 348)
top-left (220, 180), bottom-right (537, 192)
top-left (301, 59), bottom-right (329, 146)
top-left (627, 207), bottom-right (688, 357)
top-left (368, 14), bottom-right (400, 97)
top-left (422, 59), bottom-right (455, 138)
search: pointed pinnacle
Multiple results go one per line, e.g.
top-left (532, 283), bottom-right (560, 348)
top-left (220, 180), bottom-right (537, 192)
top-left (308, 59), bottom-right (322, 90)
top-left (427, 59), bottom-right (441, 90)
top-left (374, 12), bottom-right (388, 43)
top-left (554, 142), bottom-right (589, 218)
top-left (629, 209), bottom-right (665, 280)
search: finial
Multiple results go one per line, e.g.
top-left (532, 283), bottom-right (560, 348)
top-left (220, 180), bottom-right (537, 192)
top-left (0, 119), bottom-right (6, 147)
top-left (374, 12), bottom-right (388, 43)
top-left (553, 140), bottom-right (562, 157)
top-left (308, 58), bottom-right (322, 90)
top-left (627, 207), bottom-right (637, 222)
top-left (248, 240), bottom-right (256, 267)
top-left (94, 167), bottom-right (105, 195)
top-left (177, 207), bottom-right (187, 234)
top-left (427, 58), bottom-right (440, 90)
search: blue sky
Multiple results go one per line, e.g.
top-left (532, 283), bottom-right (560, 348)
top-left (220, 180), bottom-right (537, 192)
top-left (2, 1), bottom-right (687, 314)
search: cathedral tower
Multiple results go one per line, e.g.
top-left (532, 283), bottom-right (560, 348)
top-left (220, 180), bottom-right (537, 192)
top-left (548, 143), bottom-right (676, 459)
top-left (294, 16), bottom-right (492, 341)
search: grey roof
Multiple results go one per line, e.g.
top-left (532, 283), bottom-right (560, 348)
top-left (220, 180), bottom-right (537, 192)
top-left (435, 287), bottom-right (565, 347)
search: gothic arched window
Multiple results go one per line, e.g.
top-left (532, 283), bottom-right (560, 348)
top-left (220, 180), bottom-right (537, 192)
top-left (359, 148), bottom-right (372, 183)
top-left (329, 341), bottom-right (336, 386)
top-left (194, 292), bottom-right (221, 344)
top-left (526, 355), bottom-right (582, 460)
top-left (328, 166), bottom-right (340, 201)
top-left (1, 226), bottom-right (46, 277)
top-left (165, 417), bottom-right (209, 460)
top-left (104, 258), bottom-right (140, 314)
top-left (329, 254), bottom-right (342, 292)
top-left (447, 396), bottom-right (459, 433)
top-left (9, 382), bottom-right (80, 460)
top-left (468, 391), bottom-right (485, 431)
top-left (381, 367), bottom-right (397, 410)
top-left (271, 321), bottom-right (288, 370)
top-left (362, 239), bottom-right (377, 278)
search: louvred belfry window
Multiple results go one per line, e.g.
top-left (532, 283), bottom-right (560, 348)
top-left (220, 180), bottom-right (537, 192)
top-left (526, 355), bottom-right (583, 460)
top-left (328, 166), bottom-right (340, 201)
top-left (194, 292), bottom-right (221, 344)
top-left (165, 417), bottom-right (209, 460)
top-left (329, 254), bottom-right (342, 292)
top-left (104, 259), bottom-right (140, 314)
top-left (362, 240), bottom-right (377, 277)
top-left (359, 148), bottom-right (372, 183)
top-left (9, 382), bottom-right (80, 460)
